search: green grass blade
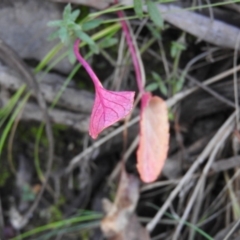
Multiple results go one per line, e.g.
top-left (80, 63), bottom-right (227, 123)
top-left (11, 213), bottom-right (102, 240)
top-left (0, 85), bottom-right (27, 117)
top-left (34, 43), bottom-right (63, 73)
top-left (35, 221), bottom-right (100, 240)
top-left (146, 203), bottom-right (214, 240)
top-left (0, 91), bottom-right (30, 155)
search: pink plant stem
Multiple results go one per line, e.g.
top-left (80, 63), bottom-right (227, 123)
top-left (73, 39), bottom-right (102, 88)
top-left (115, 0), bottom-right (144, 94)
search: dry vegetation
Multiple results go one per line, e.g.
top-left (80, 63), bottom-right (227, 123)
top-left (1, 0), bottom-right (240, 239)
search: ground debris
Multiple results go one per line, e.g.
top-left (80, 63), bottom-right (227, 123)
top-left (101, 169), bottom-right (150, 240)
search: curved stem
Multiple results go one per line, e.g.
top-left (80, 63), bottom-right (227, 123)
top-left (73, 39), bottom-right (102, 88)
top-left (115, 0), bottom-right (144, 93)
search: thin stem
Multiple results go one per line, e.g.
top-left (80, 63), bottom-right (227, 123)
top-left (73, 39), bottom-right (102, 88)
top-left (115, 1), bottom-right (144, 93)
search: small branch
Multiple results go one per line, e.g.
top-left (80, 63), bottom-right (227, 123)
top-left (0, 64), bottom-right (94, 113)
top-left (0, 95), bottom-right (90, 132)
top-left (211, 156), bottom-right (240, 172)
top-left (146, 112), bottom-right (236, 232)
top-left (66, 116), bottom-right (140, 173)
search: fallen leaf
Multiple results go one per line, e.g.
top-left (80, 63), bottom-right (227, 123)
top-left (101, 169), bottom-right (150, 240)
top-left (89, 87), bottom-right (135, 139)
top-left (137, 92), bottom-right (169, 183)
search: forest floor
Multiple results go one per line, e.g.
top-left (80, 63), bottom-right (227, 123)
top-left (1, 0), bottom-right (240, 239)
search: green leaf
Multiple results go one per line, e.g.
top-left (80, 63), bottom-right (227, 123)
top-left (73, 24), bottom-right (82, 32)
top-left (75, 30), bottom-right (95, 46)
top-left (175, 77), bottom-right (184, 93)
top-left (47, 31), bottom-right (60, 41)
top-left (89, 44), bottom-right (99, 54)
top-left (151, 71), bottom-right (168, 95)
top-left (66, 20), bottom-right (76, 28)
top-left (170, 41), bottom-right (186, 58)
top-left (70, 9), bottom-right (80, 21)
top-left (75, 30), bottom-right (99, 53)
top-left (58, 27), bottom-right (69, 44)
top-left (47, 20), bottom-right (63, 28)
top-left (82, 19), bottom-right (103, 31)
top-left (134, 0), bottom-right (143, 18)
top-left (22, 184), bottom-right (35, 201)
top-left (158, 81), bottom-right (168, 96)
top-left (168, 111), bottom-right (174, 121)
top-left (68, 47), bottom-right (76, 64)
top-left (147, 0), bottom-right (163, 28)
top-left (99, 37), bottom-right (118, 49)
top-left (146, 82), bottom-right (159, 91)
top-left (63, 3), bottom-right (72, 20)
top-left (151, 71), bottom-right (162, 83)
top-left (146, 23), bottom-right (161, 40)
top-left (170, 43), bottom-right (177, 58)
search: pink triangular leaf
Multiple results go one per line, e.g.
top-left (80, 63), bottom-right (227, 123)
top-left (73, 39), bottom-right (135, 139)
top-left (89, 86), bottom-right (135, 139)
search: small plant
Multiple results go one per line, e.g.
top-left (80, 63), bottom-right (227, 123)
top-left (49, 4), bottom-right (135, 139)
top-left (48, 4), bottom-right (101, 63)
top-left (146, 71), bottom-right (168, 96)
top-left (170, 34), bottom-right (186, 94)
top-left (73, 39), bottom-right (135, 139)
top-left (48, 2), bottom-right (169, 182)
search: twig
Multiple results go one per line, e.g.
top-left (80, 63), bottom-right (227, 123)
top-left (223, 217), bottom-right (240, 240)
top-left (149, 3), bottom-right (240, 50)
top-left (0, 64), bottom-right (94, 113)
top-left (186, 72), bottom-right (235, 108)
top-left (223, 0), bottom-right (240, 13)
top-left (201, 169), bottom-right (240, 223)
top-left (146, 111), bottom-right (236, 232)
top-left (166, 64), bottom-right (240, 107)
top-left (149, 47), bottom-right (236, 108)
top-left (0, 96), bottom-right (89, 133)
top-left (108, 135), bottom-right (139, 182)
top-left (180, 47), bottom-right (219, 82)
top-left (178, 112), bottom-right (235, 240)
top-left (0, 39), bottom-right (54, 221)
top-left (141, 178), bottom-right (181, 192)
top-left (211, 156), bottom-right (240, 172)
top-left (233, 33), bottom-right (240, 130)
top-left (66, 116), bottom-right (140, 173)
top-left (195, 0), bottom-right (214, 44)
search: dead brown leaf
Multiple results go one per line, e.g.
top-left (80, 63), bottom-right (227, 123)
top-left (101, 169), bottom-right (150, 240)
